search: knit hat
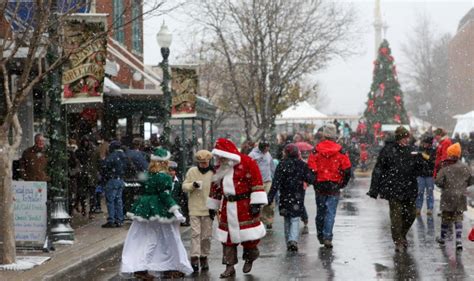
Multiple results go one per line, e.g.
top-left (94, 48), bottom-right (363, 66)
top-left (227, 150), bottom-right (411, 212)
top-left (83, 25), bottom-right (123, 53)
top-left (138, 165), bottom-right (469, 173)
top-left (434, 128), bottom-right (446, 136)
top-left (168, 161), bottom-right (178, 169)
top-left (195, 150), bottom-right (212, 162)
top-left (322, 124), bottom-right (337, 139)
top-left (447, 143), bottom-right (461, 158)
top-left (395, 126), bottom-right (410, 141)
top-left (151, 147), bottom-right (171, 161)
top-left (212, 138), bottom-right (241, 163)
top-left (421, 135), bottom-right (434, 144)
top-left (109, 140), bottom-right (121, 151)
top-left (284, 143), bottom-right (300, 158)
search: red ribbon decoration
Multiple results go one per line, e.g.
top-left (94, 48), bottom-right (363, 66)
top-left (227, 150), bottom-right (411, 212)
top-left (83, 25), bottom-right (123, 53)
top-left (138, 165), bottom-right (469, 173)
top-left (394, 114), bottom-right (401, 123)
top-left (394, 95), bottom-right (402, 107)
top-left (373, 122), bottom-right (382, 141)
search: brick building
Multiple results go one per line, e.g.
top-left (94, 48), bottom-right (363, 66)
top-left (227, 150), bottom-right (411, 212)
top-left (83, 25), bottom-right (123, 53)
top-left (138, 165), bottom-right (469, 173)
top-left (448, 8), bottom-right (474, 117)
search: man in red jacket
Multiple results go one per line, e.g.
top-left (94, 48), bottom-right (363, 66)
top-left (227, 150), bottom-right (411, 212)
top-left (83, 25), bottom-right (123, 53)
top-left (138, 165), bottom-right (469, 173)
top-left (307, 124), bottom-right (351, 248)
top-left (433, 128), bottom-right (452, 177)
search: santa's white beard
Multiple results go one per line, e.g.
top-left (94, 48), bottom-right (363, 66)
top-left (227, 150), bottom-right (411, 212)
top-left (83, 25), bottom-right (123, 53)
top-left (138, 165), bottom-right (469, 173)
top-left (213, 160), bottom-right (236, 182)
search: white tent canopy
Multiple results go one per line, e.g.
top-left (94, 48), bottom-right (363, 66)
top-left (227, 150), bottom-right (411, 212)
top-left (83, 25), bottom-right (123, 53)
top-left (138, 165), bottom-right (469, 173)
top-left (453, 110), bottom-right (474, 137)
top-left (275, 101), bottom-right (327, 125)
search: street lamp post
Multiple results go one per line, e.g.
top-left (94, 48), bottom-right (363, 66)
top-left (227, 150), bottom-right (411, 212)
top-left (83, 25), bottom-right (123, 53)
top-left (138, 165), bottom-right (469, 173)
top-left (156, 22), bottom-right (172, 149)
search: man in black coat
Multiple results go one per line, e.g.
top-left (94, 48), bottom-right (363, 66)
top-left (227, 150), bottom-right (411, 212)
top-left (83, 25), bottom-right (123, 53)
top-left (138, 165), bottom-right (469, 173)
top-left (367, 126), bottom-right (424, 252)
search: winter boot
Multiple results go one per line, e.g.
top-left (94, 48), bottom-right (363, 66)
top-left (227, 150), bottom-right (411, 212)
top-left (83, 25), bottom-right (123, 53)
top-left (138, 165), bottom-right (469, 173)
top-left (242, 248), bottom-right (259, 273)
top-left (191, 256), bottom-right (199, 272)
top-left (317, 235), bottom-right (324, 245)
top-left (219, 265), bottom-right (235, 278)
top-left (287, 241), bottom-right (298, 252)
top-left (200, 256), bottom-right (209, 271)
top-left (323, 240), bottom-right (333, 249)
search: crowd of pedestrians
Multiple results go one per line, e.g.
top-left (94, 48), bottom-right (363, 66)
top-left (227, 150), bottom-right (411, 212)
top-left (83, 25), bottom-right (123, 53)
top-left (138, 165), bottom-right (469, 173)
top-left (16, 123), bottom-right (474, 279)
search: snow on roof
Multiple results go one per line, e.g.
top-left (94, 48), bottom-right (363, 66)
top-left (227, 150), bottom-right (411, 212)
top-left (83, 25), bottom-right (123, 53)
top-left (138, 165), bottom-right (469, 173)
top-left (275, 101), bottom-right (327, 124)
top-left (452, 110), bottom-right (474, 136)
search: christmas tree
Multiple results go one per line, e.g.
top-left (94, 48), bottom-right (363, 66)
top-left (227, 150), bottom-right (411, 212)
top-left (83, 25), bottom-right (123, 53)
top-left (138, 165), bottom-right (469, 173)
top-left (363, 39), bottom-right (408, 140)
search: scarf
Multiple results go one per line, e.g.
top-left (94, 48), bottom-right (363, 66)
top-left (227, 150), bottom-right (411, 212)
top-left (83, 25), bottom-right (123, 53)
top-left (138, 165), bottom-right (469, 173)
top-left (198, 165), bottom-right (214, 175)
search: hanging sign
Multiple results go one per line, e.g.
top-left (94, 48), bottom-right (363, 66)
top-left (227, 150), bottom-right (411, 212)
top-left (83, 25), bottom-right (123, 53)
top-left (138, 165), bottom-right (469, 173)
top-left (171, 66), bottom-right (199, 118)
top-left (61, 14), bottom-right (108, 104)
top-left (13, 181), bottom-right (47, 245)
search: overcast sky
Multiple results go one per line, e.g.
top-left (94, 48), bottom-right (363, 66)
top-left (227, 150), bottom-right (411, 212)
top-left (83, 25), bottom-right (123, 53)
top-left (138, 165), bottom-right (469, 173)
top-left (143, 0), bottom-right (472, 115)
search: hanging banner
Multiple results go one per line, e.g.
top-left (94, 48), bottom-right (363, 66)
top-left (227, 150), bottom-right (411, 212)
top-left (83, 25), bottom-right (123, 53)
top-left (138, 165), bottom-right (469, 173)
top-left (61, 14), bottom-right (108, 104)
top-left (171, 66), bottom-right (198, 118)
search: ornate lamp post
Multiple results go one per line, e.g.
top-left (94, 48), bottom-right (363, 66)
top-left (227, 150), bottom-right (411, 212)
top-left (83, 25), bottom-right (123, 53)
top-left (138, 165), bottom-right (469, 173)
top-left (156, 22), bottom-right (173, 148)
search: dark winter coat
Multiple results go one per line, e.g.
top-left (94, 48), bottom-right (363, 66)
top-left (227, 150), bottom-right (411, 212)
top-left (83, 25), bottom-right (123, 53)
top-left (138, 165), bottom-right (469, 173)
top-left (368, 140), bottom-right (424, 202)
top-left (417, 146), bottom-right (436, 177)
top-left (103, 149), bottom-right (128, 181)
top-left (435, 159), bottom-right (473, 212)
top-left (19, 145), bottom-right (49, 181)
top-left (76, 141), bottom-right (98, 187)
top-left (268, 158), bottom-right (315, 218)
top-left (124, 149), bottom-right (149, 181)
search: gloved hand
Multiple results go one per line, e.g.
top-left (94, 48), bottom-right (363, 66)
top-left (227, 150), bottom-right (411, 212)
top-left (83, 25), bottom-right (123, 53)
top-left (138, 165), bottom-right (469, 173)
top-left (193, 182), bottom-right (200, 189)
top-left (209, 209), bottom-right (217, 221)
top-left (173, 209), bottom-right (186, 223)
top-left (366, 191), bottom-right (378, 199)
top-left (250, 204), bottom-right (262, 216)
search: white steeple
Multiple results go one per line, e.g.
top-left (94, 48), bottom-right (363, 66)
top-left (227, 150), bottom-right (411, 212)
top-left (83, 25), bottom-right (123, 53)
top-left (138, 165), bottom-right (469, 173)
top-left (374, 0), bottom-right (383, 57)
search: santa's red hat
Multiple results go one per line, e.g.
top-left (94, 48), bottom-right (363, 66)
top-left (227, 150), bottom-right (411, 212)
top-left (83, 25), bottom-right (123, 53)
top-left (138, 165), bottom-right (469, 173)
top-left (212, 138), bottom-right (241, 163)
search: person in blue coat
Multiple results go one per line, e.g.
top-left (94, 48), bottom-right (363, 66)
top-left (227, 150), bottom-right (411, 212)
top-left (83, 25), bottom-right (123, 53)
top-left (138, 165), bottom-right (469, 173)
top-left (267, 144), bottom-right (315, 251)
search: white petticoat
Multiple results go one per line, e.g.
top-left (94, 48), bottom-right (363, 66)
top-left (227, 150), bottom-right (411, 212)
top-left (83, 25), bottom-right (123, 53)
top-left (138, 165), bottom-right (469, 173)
top-left (120, 220), bottom-right (193, 277)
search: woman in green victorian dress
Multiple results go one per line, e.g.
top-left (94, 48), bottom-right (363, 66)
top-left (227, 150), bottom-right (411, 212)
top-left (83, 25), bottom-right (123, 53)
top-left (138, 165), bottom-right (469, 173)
top-left (120, 148), bottom-right (193, 279)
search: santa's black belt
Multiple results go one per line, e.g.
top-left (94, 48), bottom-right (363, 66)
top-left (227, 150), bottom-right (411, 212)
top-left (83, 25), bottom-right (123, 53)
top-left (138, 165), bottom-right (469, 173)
top-left (224, 193), bottom-right (251, 202)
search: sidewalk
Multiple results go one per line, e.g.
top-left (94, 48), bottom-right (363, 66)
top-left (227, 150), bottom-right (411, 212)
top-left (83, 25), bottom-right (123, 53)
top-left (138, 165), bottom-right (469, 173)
top-left (1, 218), bottom-right (129, 281)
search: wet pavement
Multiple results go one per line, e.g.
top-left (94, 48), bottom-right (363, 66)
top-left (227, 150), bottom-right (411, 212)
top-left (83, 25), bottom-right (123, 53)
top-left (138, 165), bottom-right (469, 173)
top-left (98, 177), bottom-right (474, 280)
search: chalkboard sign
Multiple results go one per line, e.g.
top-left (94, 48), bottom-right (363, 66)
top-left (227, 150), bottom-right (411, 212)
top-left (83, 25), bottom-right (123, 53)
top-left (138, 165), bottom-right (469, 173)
top-left (13, 181), bottom-right (47, 244)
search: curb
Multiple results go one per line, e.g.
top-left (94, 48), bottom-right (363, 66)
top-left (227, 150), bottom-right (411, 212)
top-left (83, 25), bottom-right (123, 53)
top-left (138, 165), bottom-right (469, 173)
top-left (45, 241), bottom-right (124, 281)
top-left (43, 224), bottom-right (192, 280)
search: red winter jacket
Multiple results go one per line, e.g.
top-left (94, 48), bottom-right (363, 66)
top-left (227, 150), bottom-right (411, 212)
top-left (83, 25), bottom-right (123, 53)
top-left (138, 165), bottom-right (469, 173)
top-left (307, 140), bottom-right (352, 184)
top-left (434, 137), bottom-right (452, 177)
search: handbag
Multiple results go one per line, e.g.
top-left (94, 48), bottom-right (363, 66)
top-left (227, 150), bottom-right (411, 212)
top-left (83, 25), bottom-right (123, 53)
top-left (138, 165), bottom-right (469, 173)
top-left (468, 227), bottom-right (474, 241)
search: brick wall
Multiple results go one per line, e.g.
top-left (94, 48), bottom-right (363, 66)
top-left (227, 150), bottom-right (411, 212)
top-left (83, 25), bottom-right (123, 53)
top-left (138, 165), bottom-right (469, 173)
top-left (448, 20), bottom-right (474, 115)
top-left (95, 0), bottom-right (144, 89)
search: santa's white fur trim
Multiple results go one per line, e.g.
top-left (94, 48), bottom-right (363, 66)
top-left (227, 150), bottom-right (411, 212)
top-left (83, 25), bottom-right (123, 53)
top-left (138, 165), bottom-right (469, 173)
top-left (212, 149), bottom-right (241, 163)
top-left (213, 222), bottom-right (267, 243)
top-left (240, 222), bottom-right (266, 241)
top-left (168, 205), bottom-right (180, 213)
top-left (214, 227), bottom-right (229, 243)
top-left (226, 201), bottom-right (241, 243)
top-left (222, 168), bottom-right (235, 195)
top-left (250, 191), bottom-right (268, 205)
top-left (150, 151), bottom-right (171, 161)
top-left (206, 197), bottom-right (221, 210)
top-left (126, 212), bottom-right (179, 223)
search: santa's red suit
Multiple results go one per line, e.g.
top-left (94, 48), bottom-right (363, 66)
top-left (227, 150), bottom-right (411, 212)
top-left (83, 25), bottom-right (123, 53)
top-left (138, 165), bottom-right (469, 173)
top-left (207, 138), bottom-right (267, 276)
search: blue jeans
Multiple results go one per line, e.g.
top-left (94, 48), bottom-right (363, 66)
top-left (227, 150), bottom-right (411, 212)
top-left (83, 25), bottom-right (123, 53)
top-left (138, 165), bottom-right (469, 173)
top-left (284, 216), bottom-right (300, 243)
top-left (105, 179), bottom-right (124, 224)
top-left (416, 177), bottom-right (434, 211)
top-left (315, 195), bottom-right (339, 241)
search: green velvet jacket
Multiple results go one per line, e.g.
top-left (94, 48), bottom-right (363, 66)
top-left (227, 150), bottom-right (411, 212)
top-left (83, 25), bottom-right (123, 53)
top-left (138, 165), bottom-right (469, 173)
top-left (127, 171), bottom-right (180, 222)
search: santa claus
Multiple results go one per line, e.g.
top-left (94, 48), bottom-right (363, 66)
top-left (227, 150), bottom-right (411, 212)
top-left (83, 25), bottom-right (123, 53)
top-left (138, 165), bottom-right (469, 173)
top-left (207, 138), bottom-right (267, 278)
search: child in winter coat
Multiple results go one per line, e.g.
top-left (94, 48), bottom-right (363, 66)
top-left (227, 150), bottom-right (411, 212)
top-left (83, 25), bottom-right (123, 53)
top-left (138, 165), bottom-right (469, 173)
top-left (267, 144), bottom-right (315, 252)
top-left (435, 143), bottom-right (474, 250)
top-left (359, 143), bottom-right (369, 172)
